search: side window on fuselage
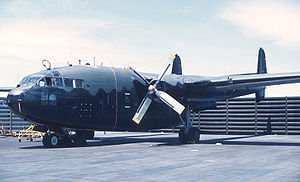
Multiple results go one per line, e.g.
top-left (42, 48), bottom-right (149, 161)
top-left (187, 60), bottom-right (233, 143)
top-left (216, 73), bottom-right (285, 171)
top-left (73, 79), bottom-right (83, 88)
top-left (55, 78), bottom-right (63, 87)
top-left (63, 78), bottom-right (84, 88)
top-left (64, 78), bottom-right (73, 87)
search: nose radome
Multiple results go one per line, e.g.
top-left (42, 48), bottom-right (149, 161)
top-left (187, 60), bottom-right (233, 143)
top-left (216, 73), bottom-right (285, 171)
top-left (7, 89), bottom-right (25, 115)
top-left (6, 94), bottom-right (11, 106)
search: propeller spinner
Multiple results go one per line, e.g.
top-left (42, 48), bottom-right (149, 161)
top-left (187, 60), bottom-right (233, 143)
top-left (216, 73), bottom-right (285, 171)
top-left (127, 54), bottom-right (185, 124)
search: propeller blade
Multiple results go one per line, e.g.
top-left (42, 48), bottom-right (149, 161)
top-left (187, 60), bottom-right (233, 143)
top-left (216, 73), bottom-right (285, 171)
top-left (155, 90), bottom-right (185, 114)
top-left (154, 53), bottom-right (176, 87)
top-left (126, 66), bottom-right (150, 85)
top-left (131, 54), bottom-right (180, 125)
top-left (132, 97), bottom-right (152, 124)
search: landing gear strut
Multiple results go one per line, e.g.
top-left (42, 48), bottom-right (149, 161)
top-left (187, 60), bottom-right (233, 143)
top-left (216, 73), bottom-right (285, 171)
top-left (178, 105), bottom-right (200, 144)
top-left (70, 131), bottom-right (87, 147)
top-left (42, 130), bottom-right (93, 148)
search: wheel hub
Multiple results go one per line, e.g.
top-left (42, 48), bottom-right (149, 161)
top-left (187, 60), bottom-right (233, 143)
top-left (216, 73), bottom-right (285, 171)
top-left (51, 135), bottom-right (58, 146)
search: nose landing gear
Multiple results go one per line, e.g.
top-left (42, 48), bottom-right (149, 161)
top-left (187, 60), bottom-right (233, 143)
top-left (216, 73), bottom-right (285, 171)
top-left (42, 130), bottom-right (94, 148)
top-left (42, 133), bottom-right (60, 148)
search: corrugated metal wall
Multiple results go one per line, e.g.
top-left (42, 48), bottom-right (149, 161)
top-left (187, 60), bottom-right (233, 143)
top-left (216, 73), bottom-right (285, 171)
top-left (195, 97), bottom-right (300, 135)
top-left (1, 96), bottom-right (300, 134)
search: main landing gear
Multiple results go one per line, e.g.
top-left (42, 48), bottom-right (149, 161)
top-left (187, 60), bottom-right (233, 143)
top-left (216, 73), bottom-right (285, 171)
top-left (178, 106), bottom-right (200, 144)
top-left (42, 130), bottom-right (94, 148)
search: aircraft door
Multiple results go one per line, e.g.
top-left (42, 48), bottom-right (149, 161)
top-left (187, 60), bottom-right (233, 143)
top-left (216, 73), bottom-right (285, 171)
top-left (97, 89), bottom-right (114, 129)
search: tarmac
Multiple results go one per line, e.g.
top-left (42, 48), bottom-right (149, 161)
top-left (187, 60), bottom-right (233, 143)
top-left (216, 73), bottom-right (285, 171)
top-left (0, 132), bottom-right (300, 182)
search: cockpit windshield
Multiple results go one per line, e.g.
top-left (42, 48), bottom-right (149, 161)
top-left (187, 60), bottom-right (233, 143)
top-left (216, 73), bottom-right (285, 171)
top-left (18, 76), bottom-right (43, 86)
top-left (28, 77), bottom-right (41, 84)
top-left (18, 74), bottom-right (84, 89)
top-left (19, 77), bottom-right (29, 85)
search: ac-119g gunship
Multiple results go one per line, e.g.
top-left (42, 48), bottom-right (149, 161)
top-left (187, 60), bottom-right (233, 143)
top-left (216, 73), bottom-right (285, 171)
top-left (6, 48), bottom-right (300, 147)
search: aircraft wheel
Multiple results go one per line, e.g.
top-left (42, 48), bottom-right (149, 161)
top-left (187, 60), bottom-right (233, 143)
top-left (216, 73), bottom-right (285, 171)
top-left (179, 128), bottom-right (188, 144)
top-left (179, 128), bottom-right (200, 144)
top-left (42, 134), bottom-right (50, 147)
top-left (43, 133), bottom-right (60, 148)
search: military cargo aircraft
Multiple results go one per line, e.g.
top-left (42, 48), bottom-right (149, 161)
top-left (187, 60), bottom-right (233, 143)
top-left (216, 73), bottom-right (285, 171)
top-left (6, 48), bottom-right (300, 147)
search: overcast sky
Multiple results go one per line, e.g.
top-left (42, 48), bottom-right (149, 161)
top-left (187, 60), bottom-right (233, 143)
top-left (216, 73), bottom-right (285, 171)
top-left (1, 0), bottom-right (300, 96)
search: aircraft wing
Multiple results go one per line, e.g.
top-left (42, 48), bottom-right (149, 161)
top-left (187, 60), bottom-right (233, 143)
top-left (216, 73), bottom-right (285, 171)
top-left (0, 87), bottom-right (14, 92)
top-left (188, 72), bottom-right (300, 90)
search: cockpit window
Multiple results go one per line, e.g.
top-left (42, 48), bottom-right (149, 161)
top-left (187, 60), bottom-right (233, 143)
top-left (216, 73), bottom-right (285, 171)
top-left (28, 77), bottom-right (40, 84)
top-left (44, 77), bottom-right (63, 87)
top-left (20, 75), bottom-right (84, 88)
top-left (55, 78), bottom-right (63, 87)
top-left (18, 76), bottom-right (43, 86)
top-left (19, 77), bottom-right (29, 85)
top-left (38, 78), bottom-right (46, 87)
top-left (45, 77), bottom-right (54, 86)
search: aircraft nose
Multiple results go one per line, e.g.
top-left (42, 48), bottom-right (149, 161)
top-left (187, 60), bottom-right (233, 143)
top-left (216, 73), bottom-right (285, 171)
top-left (7, 89), bottom-right (25, 115)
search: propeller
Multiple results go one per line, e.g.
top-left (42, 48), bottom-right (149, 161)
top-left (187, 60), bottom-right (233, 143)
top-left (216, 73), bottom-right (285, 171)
top-left (127, 54), bottom-right (185, 124)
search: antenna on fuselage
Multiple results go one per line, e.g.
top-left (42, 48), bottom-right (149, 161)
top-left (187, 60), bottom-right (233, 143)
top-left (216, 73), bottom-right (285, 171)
top-left (42, 59), bottom-right (52, 70)
top-left (67, 61), bottom-right (72, 66)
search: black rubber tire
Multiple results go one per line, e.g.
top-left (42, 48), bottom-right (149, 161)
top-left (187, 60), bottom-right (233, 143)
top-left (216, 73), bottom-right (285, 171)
top-left (43, 133), bottom-right (59, 148)
top-left (42, 134), bottom-right (50, 147)
top-left (179, 127), bottom-right (200, 144)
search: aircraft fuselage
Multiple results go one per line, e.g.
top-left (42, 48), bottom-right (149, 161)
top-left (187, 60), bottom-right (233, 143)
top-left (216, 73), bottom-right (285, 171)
top-left (7, 65), bottom-right (262, 132)
top-left (7, 65), bottom-right (185, 131)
